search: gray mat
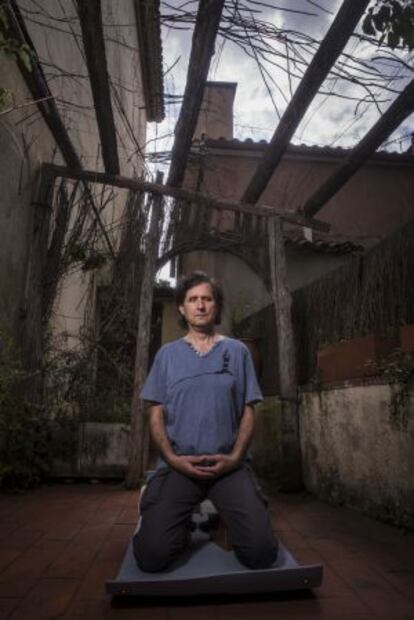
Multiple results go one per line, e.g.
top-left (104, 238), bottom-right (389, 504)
top-left (106, 530), bottom-right (323, 596)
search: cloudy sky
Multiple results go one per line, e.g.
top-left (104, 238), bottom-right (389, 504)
top-left (148, 0), bottom-right (413, 165)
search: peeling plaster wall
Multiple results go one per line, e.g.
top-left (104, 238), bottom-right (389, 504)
top-left (300, 385), bottom-right (414, 528)
top-left (0, 0), bottom-right (148, 343)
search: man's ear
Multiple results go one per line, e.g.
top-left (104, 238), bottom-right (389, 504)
top-left (178, 305), bottom-right (185, 316)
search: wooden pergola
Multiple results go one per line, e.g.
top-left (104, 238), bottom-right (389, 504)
top-left (5, 0), bottom-right (414, 489)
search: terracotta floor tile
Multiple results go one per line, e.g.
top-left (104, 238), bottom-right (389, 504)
top-left (0, 598), bottom-right (19, 620)
top-left (106, 524), bottom-right (135, 541)
top-left (96, 538), bottom-right (129, 563)
top-left (0, 551), bottom-right (21, 576)
top-left (0, 529), bottom-right (44, 554)
top-left (75, 559), bottom-right (119, 600)
top-left (0, 540), bottom-right (67, 598)
top-left (8, 578), bottom-right (79, 619)
top-left (44, 542), bottom-right (100, 580)
top-left (1, 484), bottom-right (414, 619)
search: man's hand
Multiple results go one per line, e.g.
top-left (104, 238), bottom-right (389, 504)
top-left (196, 454), bottom-right (240, 477)
top-left (168, 454), bottom-right (218, 479)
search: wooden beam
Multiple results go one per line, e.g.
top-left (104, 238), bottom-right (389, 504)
top-left (43, 163), bottom-right (330, 232)
top-left (126, 172), bottom-right (164, 489)
top-left (134, 0), bottom-right (164, 122)
top-left (77, 0), bottom-right (120, 174)
top-left (268, 216), bottom-right (302, 491)
top-left (242, 0), bottom-right (370, 205)
top-left (303, 78), bottom-right (414, 218)
top-left (167, 0), bottom-right (225, 188)
top-left (3, 0), bottom-right (81, 168)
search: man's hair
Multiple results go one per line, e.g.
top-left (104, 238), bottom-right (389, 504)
top-left (175, 271), bottom-right (224, 328)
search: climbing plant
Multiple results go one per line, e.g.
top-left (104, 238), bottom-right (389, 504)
top-left (0, 3), bottom-right (32, 111)
top-left (0, 334), bottom-right (50, 489)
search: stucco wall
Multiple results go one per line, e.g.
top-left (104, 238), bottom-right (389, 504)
top-left (300, 384), bottom-right (414, 528)
top-left (0, 0), bottom-right (148, 342)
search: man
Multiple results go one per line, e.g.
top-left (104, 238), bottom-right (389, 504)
top-left (133, 271), bottom-right (278, 572)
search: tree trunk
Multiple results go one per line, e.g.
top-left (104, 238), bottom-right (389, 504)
top-left (268, 216), bottom-right (302, 491)
top-left (125, 173), bottom-right (163, 488)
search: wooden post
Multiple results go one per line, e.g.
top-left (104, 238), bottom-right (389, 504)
top-left (125, 172), bottom-right (163, 488)
top-left (268, 215), bottom-right (302, 491)
top-left (20, 166), bottom-right (55, 405)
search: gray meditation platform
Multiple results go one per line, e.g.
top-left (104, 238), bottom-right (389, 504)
top-left (106, 527), bottom-right (323, 597)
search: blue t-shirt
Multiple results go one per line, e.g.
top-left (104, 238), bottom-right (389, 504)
top-left (141, 337), bottom-right (263, 457)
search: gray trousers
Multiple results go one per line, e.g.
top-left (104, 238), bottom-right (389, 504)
top-left (133, 465), bottom-right (278, 572)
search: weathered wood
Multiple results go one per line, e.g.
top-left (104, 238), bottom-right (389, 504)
top-left (133, 0), bottom-right (164, 122)
top-left (242, 0), bottom-right (370, 205)
top-left (43, 163), bottom-right (330, 232)
top-left (167, 0), bottom-right (225, 188)
top-left (268, 216), bottom-right (302, 491)
top-left (303, 77), bottom-right (414, 217)
top-left (126, 172), bottom-right (164, 489)
top-left (4, 0), bottom-right (81, 168)
top-left (20, 167), bottom-right (55, 404)
top-left (77, 0), bottom-right (120, 174)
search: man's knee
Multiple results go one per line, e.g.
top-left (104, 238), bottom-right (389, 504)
top-left (235, 531), bottom-right (279, 569)
top-left (133, 529), bottom-right (172, 572)
top-left (133, 517), bottom-right (189, 572)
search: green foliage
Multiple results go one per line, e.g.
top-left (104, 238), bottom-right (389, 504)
top-left (0, 335), bottom-right (50, 489)
top-left (362, 0), bottom-right (414, 50)
top-left (65, 243), bottom-right (108, 272)
top-left (0, 86), bottom-right (11, 110)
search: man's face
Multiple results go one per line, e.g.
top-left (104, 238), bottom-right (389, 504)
top-left (179, 282), bottom-right (217, 330)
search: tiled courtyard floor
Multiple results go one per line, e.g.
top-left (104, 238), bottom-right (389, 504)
top-left (0, 482), bottom-right (413, 619)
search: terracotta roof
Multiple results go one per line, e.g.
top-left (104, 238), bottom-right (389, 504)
top-left (202, 137), bottom-right (414, 165)
top-left (135, 0), bottom-right (164, 122)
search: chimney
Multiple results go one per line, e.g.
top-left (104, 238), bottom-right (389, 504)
top-left (194, 81), bottom-right (237, 141)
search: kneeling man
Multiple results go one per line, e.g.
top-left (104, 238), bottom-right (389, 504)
top-left (133, 271), bottom-right (278, 572)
